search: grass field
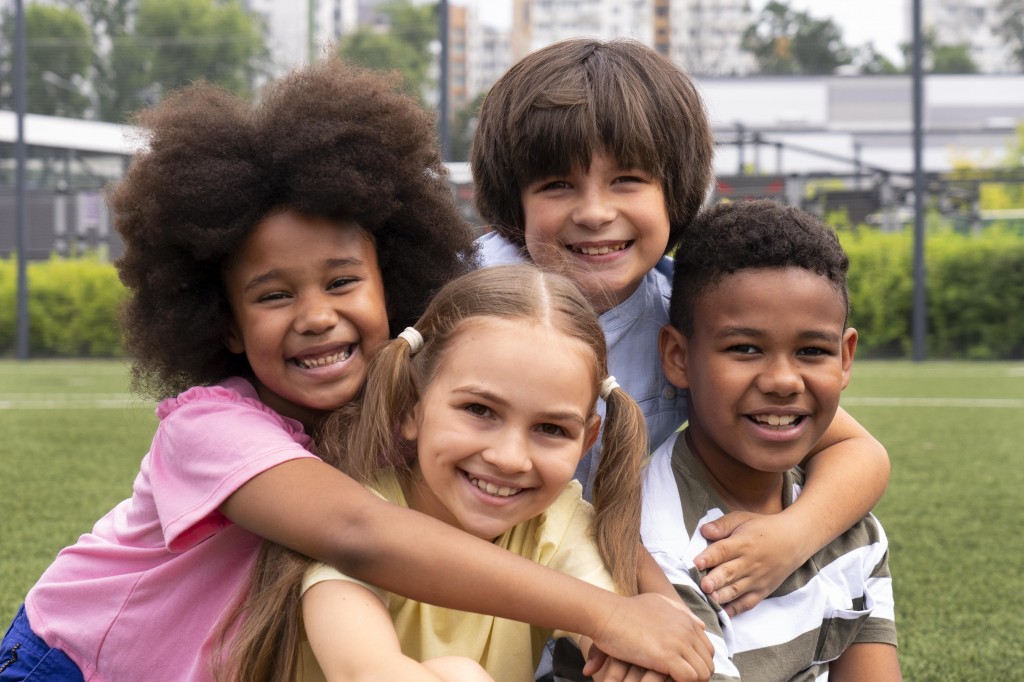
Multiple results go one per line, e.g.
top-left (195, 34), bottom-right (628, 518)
top-left (2, 359), bottom-right (1022, 680)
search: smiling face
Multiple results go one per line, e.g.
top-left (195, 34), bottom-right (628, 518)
top-left (660, 267), bottom-right (857, 507)
top-left (520, 152), bottom-right (670, 314)
top-left (223, 209), bottom-right (390, 430)
top-left (400, 317), bottom-right (600, 541)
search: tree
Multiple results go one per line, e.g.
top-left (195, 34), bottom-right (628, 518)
top-left (854, 43), bottom-right (900, 75)
top-left (339, 0), bottom-right (436, 101)
top-left (995, 0), bottom-right (1024, 71)
top-left (104, 0), bottom-right (268, 122)
top-left (0, 4), bottom-right (93, 117)
top-left (899, 29), bottom-right (978, 74)
top-left (741, 1), bottom-right (852, 75)
top-left (67, 0), bottom-right (138, 122)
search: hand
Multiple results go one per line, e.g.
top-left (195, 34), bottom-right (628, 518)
top-left (694, 511), bottom-right (808, 617)
top-left (590, 653), bottom-right (674, 682)
top-left (586, 593), bottom-right (713, 682)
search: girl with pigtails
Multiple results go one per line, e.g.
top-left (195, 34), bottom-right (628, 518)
top-left (226, 264), bottom-right (711, 682)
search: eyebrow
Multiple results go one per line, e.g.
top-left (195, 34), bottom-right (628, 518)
top-left (716, 326), bottom-right (842, 344)
top-left (452, 386), bottom-right (587, 425)
top-left (243, 257), bottom-right (366, 293)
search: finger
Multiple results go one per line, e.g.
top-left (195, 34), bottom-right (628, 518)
top-left (582, 644), bottom-right (609, 677)
top-left (600, 658), bottom-right (631, 682)
top-left (723, 591), bottom-right (763, 618)
top-left (698, 511), bottom-right (757, 541)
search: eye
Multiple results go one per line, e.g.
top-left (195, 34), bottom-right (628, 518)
top-left (798, 346), bottom-right (833, 358)
top-left (536, 423), bottom-right (568, 437)
top-left (536, 179), bottom-right (571, 192)
top-left (255, 291), bottom-right (290, 303)
top-left (327, 277), bottom-right (357, 291)
top-left (464, 403), bottom-right (493, 418)
top-left (728, 344), bottom-right (759, 355)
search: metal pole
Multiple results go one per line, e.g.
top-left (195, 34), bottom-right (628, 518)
top-left (437, 0), bottom-right (450, 161)
top-left (15, 0), bottom-right (30, 360)
top-left (911, 0), bottom-right (927, 361)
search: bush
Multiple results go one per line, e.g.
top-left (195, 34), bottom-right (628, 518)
top-left (841, 225), bottom-right (1024, 359)
top-left (0, 254), bottom-right (126, 357)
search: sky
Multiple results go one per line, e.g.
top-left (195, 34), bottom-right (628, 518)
top-left (472, 0), bottom-right (907, 63)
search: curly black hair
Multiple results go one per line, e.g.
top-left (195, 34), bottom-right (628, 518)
top-left (470, 38), bottom-right (713, 253)
top-left (669, 199), bottom-right (850, 336)
top-left (110, 58), bottom-right (477, 399)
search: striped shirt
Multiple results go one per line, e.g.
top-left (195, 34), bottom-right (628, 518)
top-left (641, 430), bottom-right (897, 681)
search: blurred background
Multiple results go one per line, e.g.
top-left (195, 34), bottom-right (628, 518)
top-left (1, 0), bottom-right (1022, 357)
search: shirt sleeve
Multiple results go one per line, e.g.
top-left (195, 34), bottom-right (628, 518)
top-left (150, 387), bottom-right (319, 552)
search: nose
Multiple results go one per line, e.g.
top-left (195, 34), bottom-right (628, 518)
top-left (480, 428), bottom-right (534, 475)
top-left (571, 187), bottom-right (616, 231)
top-left (756, 356), bottom-right (804, 397)
top-left (294, 291), bottom-right (339, 335)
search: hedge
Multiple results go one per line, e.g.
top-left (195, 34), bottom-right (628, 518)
top-left (2, 229), bottom-right (1023, 359)
top-left (0, 254), bottom-right (126, 357)
top-left (841, 225), bottom-right (1024, 359)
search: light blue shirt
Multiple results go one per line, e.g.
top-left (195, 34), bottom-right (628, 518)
top-left (477, 231), bottom-right (689, 499)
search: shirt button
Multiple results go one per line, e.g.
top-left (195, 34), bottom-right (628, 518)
top-left (663, 387), bottom-right (676, 399)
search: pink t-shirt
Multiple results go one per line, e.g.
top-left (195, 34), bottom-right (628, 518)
top-left (25, 377), bottom-right (318, 681)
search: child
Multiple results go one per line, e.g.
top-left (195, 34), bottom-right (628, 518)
top-left (228, 264), bottom-right (713, 682)
top-left (642, 199), bottom-right (900, 680)
top-left (470, 37), bottom-right (892, 617)
top-left (0, 59), bottom-right (710, 682)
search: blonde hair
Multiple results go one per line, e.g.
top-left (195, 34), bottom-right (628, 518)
top-left (219, 264), bottom-right (648, 680)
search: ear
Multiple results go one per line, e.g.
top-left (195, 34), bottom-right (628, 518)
top-left (225, 322), bottom-right (245, 355)
top-left (399, 402), bottom-right (421, 442)
top-left (659, 324), bottom-right (690, 389)
top-left (583, 414), bottom-right (601, 453)
top-left (840, 327), bottom-right (858, 390)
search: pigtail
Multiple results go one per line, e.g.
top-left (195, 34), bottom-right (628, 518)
top-left (589, 384), bottom-right (648, 596)
top-left (213, 542), bottom-right (310, 682)
top-left (325, 331), bottom-right (422, 485)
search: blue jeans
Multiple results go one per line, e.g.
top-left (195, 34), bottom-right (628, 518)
top-left (0, 606), bottom-right (83, 681)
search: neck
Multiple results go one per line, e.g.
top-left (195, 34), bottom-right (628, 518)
top-left (684, 429), bottom-right (784, 516)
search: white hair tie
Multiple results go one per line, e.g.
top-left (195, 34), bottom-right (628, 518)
top-left (398, 327), bottom-right (424, 354)
top-left (600, 376), bottom-right (620, 400)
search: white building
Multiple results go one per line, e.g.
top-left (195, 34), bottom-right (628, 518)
top-left (511, 0), bottom-right (654, 60)
top-left (669, 0), bottom-right (755, 75)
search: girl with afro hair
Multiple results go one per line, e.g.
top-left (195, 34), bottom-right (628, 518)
top-left (0, 59), bottom-right (707, 682)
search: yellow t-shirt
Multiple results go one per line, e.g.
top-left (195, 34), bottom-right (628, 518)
top-left (299, 473), bottom-right (615, 682)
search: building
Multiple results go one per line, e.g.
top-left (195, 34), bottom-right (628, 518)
top-left (511, 0), bottom-right (654, 60)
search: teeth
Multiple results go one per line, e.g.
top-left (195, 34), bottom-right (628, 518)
top-left (572, 242), bottom-right (628, 255)
top-left (469, 476), bottom-right (521, 498)
top-left (294, 346), bottom-right (352, 369)
top-left (753, 414), bottom-right (798, 427)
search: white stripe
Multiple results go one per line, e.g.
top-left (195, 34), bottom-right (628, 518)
top-left (728, 537), bottom-right (888, 652)
top-left (842, 396), bottom-right (1024, 409)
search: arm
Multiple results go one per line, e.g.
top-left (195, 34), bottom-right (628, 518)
top-left (694, 407), bottom-right (889, 615)
top-left (827, 643), bottom-right (901, 682)
top-left (222, 458), bottom-right (705, 680)
top-left (577, 550), bottom-right (712, 682)
top-left (303, 579), bottom-right (451, 681)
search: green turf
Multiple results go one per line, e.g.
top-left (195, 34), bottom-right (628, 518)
top-left (1, 359), bottom-right (1022, 680)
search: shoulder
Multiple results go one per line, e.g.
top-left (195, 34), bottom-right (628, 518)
top-left (475, 231), bottom-right (528, 266)
top-left (157, 378), bottom-right (307, 439)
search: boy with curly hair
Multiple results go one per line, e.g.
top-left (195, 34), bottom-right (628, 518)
top-left (643, 199), bottom-right (900, 680)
